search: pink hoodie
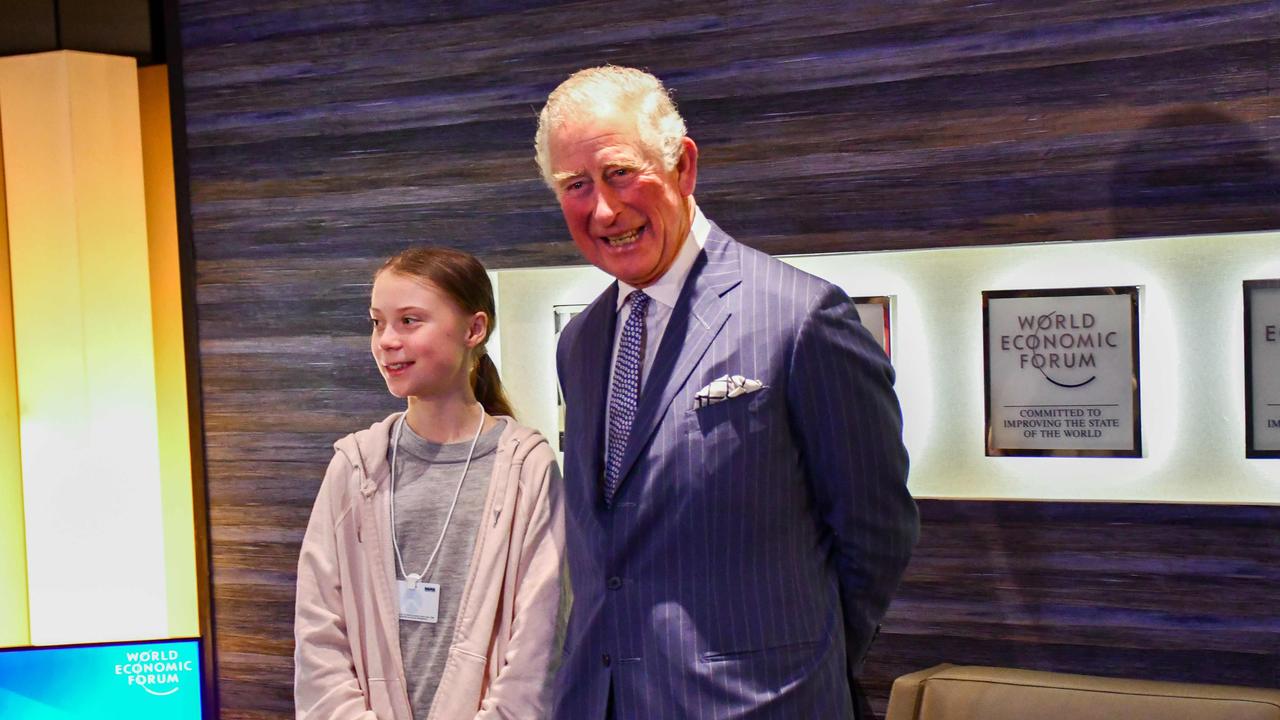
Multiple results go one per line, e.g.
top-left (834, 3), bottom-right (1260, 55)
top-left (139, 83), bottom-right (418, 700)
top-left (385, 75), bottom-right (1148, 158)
top-left (295, 413), bottom-right (566, 719)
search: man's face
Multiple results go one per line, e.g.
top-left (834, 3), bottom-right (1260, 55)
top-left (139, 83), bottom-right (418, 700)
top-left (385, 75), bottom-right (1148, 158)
top-left (548, 109), bottom-right (697, 288)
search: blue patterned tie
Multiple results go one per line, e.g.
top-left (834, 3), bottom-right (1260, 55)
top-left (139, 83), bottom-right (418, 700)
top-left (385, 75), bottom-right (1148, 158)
top-left (605, 290), bottom-right (650, 504)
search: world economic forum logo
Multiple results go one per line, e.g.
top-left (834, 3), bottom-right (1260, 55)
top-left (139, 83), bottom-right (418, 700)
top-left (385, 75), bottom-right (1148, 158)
top-left (999, 310), bottom-right (1118, 389)
top-left (114, 647), bottom-right (195, 696)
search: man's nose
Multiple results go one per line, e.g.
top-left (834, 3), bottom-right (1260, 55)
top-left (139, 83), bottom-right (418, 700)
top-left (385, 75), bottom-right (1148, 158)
top-left (592, 185), bottom-right (621, 225)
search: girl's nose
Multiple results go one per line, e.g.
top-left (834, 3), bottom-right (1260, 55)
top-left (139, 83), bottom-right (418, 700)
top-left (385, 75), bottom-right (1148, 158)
top-left (378, 328), bottom-right (401, 349)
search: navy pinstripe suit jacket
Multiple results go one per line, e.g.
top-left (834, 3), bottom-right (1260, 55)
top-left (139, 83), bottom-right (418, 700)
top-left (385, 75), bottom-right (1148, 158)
top-left (552, 223), bottom-right (918, 719)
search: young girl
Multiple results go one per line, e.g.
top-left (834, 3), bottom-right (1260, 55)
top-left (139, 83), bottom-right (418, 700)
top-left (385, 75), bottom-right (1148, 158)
top-left (295, 247), bottom-right (564, 719)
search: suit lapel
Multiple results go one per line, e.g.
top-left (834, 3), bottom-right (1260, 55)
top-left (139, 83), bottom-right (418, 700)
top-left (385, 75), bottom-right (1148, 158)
top-left (569, 284), bottom-right (618, 492)
top-left (614, 226), bottom-right (742, 491)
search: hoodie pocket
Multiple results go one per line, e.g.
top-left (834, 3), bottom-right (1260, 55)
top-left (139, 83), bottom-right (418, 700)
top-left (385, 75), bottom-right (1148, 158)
top-left (367, 678), bottom-right (394, 717)
top-left (432, 648), bottom-right (488, 716)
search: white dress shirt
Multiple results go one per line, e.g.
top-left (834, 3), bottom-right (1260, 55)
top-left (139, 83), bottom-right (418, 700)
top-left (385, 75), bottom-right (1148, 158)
top-left (604, 204), bottom-right (710, 454)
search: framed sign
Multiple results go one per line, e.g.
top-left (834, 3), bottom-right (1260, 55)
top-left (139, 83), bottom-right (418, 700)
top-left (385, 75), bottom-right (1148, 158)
top-left (553, 304), bottom-right (588, 450)
top-left (983, 286), bottom-right (1142, 457)
top-left (1245, 280), bottom-right (1280, 458)
top-left (852, 295), bottom-right (892, 360)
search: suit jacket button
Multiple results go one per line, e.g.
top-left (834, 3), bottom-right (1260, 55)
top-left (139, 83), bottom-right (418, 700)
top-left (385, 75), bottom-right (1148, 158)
top-left (602, 653), bottom-right (612, 667)
top-left (607, 576), bottom-right (623, 590)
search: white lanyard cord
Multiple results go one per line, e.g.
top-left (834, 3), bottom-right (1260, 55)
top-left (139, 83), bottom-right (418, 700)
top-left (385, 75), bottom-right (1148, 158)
top-left (389, 408), bottom-right (486, 586)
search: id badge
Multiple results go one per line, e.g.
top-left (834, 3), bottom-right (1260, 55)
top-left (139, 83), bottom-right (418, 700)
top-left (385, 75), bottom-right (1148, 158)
top-left (397, 577), bottom-right (440, 623)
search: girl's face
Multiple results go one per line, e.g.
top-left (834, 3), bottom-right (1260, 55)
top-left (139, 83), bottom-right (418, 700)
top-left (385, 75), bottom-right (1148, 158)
top-left (369, 271), bottom-right (486, 401)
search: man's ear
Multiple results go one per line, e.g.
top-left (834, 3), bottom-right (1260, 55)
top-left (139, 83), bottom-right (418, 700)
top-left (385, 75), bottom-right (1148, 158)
top-left (676, 136), bottom-right (698, 197)
top-left (465, 311), bottom-right (489, 349)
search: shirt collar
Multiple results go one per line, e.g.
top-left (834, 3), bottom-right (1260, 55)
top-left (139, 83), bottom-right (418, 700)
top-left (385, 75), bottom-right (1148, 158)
top-left (616, 202), bottom-right (710, 312)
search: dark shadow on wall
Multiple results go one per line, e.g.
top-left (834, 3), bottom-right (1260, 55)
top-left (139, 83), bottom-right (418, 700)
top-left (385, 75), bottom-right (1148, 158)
top-left (1110, 106), bottom-right (1280, 241)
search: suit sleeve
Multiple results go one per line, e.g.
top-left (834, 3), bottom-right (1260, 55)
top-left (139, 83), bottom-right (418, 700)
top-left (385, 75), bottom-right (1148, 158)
top-left (786, 284), bottom-right (919, 674)
top-left (294, 452), bottom-right (377, 720)
top-left (475, 445), bottom-right (568, 719)
top-left (555, 316), bottom-right (578, 426)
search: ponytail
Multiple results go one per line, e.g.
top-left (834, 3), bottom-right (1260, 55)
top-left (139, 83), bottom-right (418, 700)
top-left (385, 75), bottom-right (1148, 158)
top-left (473, 353), bottom-right (515, 418)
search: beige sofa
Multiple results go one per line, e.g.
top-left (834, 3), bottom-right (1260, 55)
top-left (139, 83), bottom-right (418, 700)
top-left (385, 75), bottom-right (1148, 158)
top-left (886, 664), bottom-right (1280, 720)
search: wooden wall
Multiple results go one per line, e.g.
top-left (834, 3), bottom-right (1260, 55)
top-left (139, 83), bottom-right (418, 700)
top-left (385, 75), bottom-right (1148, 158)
top-left (170, 1), bottom-right (1280, 717)
top-left (862, 501), bottom-right (1280, 710)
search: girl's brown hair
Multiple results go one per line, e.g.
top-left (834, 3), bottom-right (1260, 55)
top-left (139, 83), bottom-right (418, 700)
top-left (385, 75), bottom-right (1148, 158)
top-left (376, 247), bottom-right (515, 418)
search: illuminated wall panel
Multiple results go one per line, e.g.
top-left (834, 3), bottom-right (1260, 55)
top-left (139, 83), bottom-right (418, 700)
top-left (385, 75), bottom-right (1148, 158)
top-left (138, 65), bottom-right (199, 639)
top-left (495, 230), bottom-right (1280, 505)
top-left (0, 107), bottom-right (31, 648)
top-left (0, 51), bottom-right (168, 645)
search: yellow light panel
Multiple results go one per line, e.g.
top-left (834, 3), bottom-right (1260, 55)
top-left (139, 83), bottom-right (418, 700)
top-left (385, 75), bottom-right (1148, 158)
top-left (138, 64), bottom-right (199, 639)
top-left (0, 51), bottom-right (168, 645)
top-left (0, 101), bottom-right (31, 648)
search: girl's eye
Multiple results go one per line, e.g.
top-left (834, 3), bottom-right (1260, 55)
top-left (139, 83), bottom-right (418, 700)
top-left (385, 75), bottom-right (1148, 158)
top-left (401, 316), bottom-right (419, 326)
top-left (369, 318), bottom-right (381, 330)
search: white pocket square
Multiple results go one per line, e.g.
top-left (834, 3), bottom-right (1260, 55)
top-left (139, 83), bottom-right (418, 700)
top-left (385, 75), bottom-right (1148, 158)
top-left (694, 374), bottom-right (765, 409)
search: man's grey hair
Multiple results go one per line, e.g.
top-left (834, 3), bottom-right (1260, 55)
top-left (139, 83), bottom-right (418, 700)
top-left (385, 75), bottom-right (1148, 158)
top-left (534, 65), bottom-right (687, 192)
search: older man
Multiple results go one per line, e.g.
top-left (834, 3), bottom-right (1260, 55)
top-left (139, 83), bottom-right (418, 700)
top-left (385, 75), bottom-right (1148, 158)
top-left (537, 66), bottom-right (918, 719)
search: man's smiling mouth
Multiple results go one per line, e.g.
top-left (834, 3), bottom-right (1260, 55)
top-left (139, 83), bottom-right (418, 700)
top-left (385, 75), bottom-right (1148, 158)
top-left (604, 227), bottom-right (643, 247)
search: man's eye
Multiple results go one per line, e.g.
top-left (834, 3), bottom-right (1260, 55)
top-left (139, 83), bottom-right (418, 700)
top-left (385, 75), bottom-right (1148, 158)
top-left (567, 180), bottom-right (585, 192)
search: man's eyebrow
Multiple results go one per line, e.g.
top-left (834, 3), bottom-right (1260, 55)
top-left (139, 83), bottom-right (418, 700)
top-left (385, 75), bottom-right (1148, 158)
top-left (552, 170), bottom-right (583, 183)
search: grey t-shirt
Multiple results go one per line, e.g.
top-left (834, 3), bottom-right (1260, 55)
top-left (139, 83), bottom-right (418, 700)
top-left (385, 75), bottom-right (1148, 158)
top-left (390, 416), bottom-right (506, 718)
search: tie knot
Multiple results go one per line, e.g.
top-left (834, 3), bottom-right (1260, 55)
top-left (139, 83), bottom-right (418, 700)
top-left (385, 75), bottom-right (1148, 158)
top-left (629, 290), bottom-right (650, 312)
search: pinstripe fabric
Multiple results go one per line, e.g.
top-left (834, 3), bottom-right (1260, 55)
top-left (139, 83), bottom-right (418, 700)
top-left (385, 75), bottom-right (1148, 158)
top-left (554, 223), bottom-right (919, 720)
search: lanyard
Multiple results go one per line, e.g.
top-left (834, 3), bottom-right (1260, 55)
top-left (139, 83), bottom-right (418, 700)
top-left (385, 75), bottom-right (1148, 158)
top-left (389, 409), bottom-right (485, 587)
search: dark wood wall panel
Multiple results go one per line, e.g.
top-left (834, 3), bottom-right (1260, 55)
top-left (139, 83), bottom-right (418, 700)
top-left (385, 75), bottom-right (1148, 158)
top-left (172, 1), bottom-right (1280, 717)
top-left (178, 0), bottom-right (1279, 267)
top-left (860, 501), bottom-right (1280, 714)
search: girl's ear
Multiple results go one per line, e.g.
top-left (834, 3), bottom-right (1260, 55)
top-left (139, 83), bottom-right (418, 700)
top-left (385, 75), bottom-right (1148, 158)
top-left (465, 311), bottom-right (489, 349)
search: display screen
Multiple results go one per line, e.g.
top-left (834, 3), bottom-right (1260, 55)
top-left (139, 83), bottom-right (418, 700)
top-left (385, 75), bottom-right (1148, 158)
top-left (0, 638), bottom-right (202, 719)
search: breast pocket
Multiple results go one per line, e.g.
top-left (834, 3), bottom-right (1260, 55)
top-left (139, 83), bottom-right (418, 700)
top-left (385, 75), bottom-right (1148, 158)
top-left (686, 387), bottom-right (772, 440)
